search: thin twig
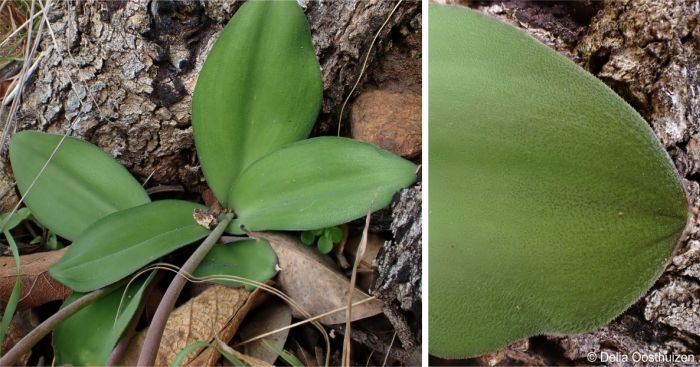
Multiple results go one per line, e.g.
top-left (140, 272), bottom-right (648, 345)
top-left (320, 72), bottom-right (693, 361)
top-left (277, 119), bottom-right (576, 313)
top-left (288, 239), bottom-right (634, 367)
top-left (342, 200), bottom-right (374, 367)
top-left (1, 0), bottom-right (46, 150)
top-left (233, 296), bottom-right (378, 349)
top-left (0, 287), bottom-right (111, 366)
top-left (336, 0), bottom-right (403, 136)
top-left (145, 185), bottom-right (184, 195)
top-left (382, 332), bottom-right (397, 367)
top-left (136, 212), bottom-right (234, 366)
top-left (0, 7), bottom-right (45, 50)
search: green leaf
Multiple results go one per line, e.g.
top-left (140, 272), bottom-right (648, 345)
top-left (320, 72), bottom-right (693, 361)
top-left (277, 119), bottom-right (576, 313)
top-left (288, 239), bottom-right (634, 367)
top-left (53, 273), bottom-right (154, 365)
top-left (228, 137), bottom-right (416, 233)
top-left (9, 131), bottom-right (150, 240)
top-left (428, 5), bottom-right (688, 358)
top-left (0, 231), bottom-right (21, 356)
top-left (317, 235), bottom-right (333, 254)
top-left (50, 200), bottom-right (210, 292)
top-left (326, 226), bottom-right (343, 243)
top-left (192, 0), bottom-right (322, 204)
top-left (261, 339), bottom-right (303, 367)
top-left (300, 231), bottom-right (315, 245)
top-left (0, 208), bottom-right (31, 232)
top-left (193, 238), bottom-right (278, 290)
top-left (171, 341), bottom-right (244, 367)
top-left (46, 232), bottom-right (61, 250)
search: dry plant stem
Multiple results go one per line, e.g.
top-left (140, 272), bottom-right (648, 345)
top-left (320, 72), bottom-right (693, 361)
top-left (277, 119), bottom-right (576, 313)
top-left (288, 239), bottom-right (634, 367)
top-left (0, 287), bottom-right (110, 366)
top-left (136, 212), bottom-right (234, 367)
top-left (342, 211), bottom-right (371, 367)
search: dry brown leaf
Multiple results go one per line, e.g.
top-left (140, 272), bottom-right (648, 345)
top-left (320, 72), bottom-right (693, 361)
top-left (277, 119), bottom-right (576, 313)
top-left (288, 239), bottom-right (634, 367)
top-left (345, 233), bottom-right (384, 291)
top-left (237, 302), bottom-right (292, 364)
top-left (1, 309), bottom-right (39, 366)
top-left (0, 248), bottom-right (71, 309)
top-left (254, 232), bottom-right (383, 324)
top-left (190, 285), bottom-right (271, 366)
top-left (345, 233), bottom-right (383, 272)
top-left (120, 285), bottom-right (249, 366)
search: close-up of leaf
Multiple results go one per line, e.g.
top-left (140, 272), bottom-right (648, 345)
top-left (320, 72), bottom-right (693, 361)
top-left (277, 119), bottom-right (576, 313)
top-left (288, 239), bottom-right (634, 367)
top-left (8, 131), bottom-right (150, 240)
top-left (429, 4), bottom-right (688, 359)
top-left (49, 200), bottom-right (210, 292)
top-left (228, 137), bottom-right (417, 233)
top-left (193, 238), bottom-right (278, 290)
top-left (0, 207), bottom-right (31, 231)
top-left (192, 0), bottom-right (322, 204)
top-left (52, 273), bottom-right (154, 365)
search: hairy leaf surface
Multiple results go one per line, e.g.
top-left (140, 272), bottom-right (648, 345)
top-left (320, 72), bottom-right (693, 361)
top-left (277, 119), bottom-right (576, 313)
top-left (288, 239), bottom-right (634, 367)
top-left (429, 4), bottom-right (688, 358)
top-left (228, 137), bottom-right (416, 233)
top-left (9, 131), bottom-right (149, 240)
top-left (192, 0), bottom-right (322, 204)
top-left (50, 200), bottom-right (209, 292)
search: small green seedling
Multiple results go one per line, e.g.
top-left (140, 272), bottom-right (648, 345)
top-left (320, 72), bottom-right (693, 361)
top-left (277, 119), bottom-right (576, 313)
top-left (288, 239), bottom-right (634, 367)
top-left (429, 4), bottom-right (687, 358)
top-left (5, 1), bottom-right (416, 365)
top-left (301, 226), bottom-right (344, 254)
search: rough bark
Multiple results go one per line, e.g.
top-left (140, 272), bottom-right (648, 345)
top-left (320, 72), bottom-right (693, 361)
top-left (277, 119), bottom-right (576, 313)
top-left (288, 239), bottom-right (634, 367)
top-left (437, 0), bottom-right (700, 365)
top-left (0, 0), bottom-right (421, 211)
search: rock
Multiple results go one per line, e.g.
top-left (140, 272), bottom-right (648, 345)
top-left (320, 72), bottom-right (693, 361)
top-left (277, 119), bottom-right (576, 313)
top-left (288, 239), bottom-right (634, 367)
top-left (350, 90), bottom-right (421, 159)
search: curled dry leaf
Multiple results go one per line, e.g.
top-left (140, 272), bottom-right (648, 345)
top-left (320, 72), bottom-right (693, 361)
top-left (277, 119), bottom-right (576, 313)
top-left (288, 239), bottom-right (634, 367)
top-left (254, 232), bottom-right (384, 324)
top-left (237, 302), bottom-right (292, 364)
top-left (120, 284), bottom-right (268, 366)
top-left (0, 248), bottom-right (71, 310)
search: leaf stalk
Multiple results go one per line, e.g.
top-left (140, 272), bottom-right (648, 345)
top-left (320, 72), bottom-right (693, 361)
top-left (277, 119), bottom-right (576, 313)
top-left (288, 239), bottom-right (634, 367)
top-left (136, 212), bottom-right (234, 366)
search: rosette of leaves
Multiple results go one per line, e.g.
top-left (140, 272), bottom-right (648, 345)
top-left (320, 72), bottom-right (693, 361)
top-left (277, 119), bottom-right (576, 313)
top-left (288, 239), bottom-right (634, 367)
top-left (301, 227), bottom-right (344, 254)
top-left (6, 1), bottom-right (415, 364)
top-left (429, 4), bottom-right (688, 358)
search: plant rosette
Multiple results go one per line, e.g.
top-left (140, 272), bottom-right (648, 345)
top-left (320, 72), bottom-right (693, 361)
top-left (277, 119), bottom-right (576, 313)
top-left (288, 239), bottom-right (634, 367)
top-left (5, 1), bottom-right (416, 365)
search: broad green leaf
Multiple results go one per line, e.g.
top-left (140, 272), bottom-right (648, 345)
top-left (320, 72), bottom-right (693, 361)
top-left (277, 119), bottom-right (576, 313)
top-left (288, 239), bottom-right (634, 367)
top-left (192, 0), bottom-right (322, 204)
top-left (429, 5), bottom-right (688, 358)
top-left (9, 131), bottom-right (150, 240)
top-left (0, 207), bottom-right (31, 231)
top-left (50, 200), bottom-right (209, 292)
top-left (53, 273), bottom-right (154, 365)
top-left (193, 238), bottom-right (278, 290)
top-left (227, 137), bottom-right (416, 233)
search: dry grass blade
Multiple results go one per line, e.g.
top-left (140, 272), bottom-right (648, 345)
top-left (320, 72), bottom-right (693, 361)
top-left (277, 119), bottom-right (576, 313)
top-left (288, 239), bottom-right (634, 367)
top-left (342, 193), bottom-right (376, 367)
top-left (382, 332), bottom-right (397, 367)
top-left (336, 0), bottom-right (404, 136)
top-left (0, 0), bottom-right (47, 150)
top-left (0, 7), bottom-right (42, 54)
